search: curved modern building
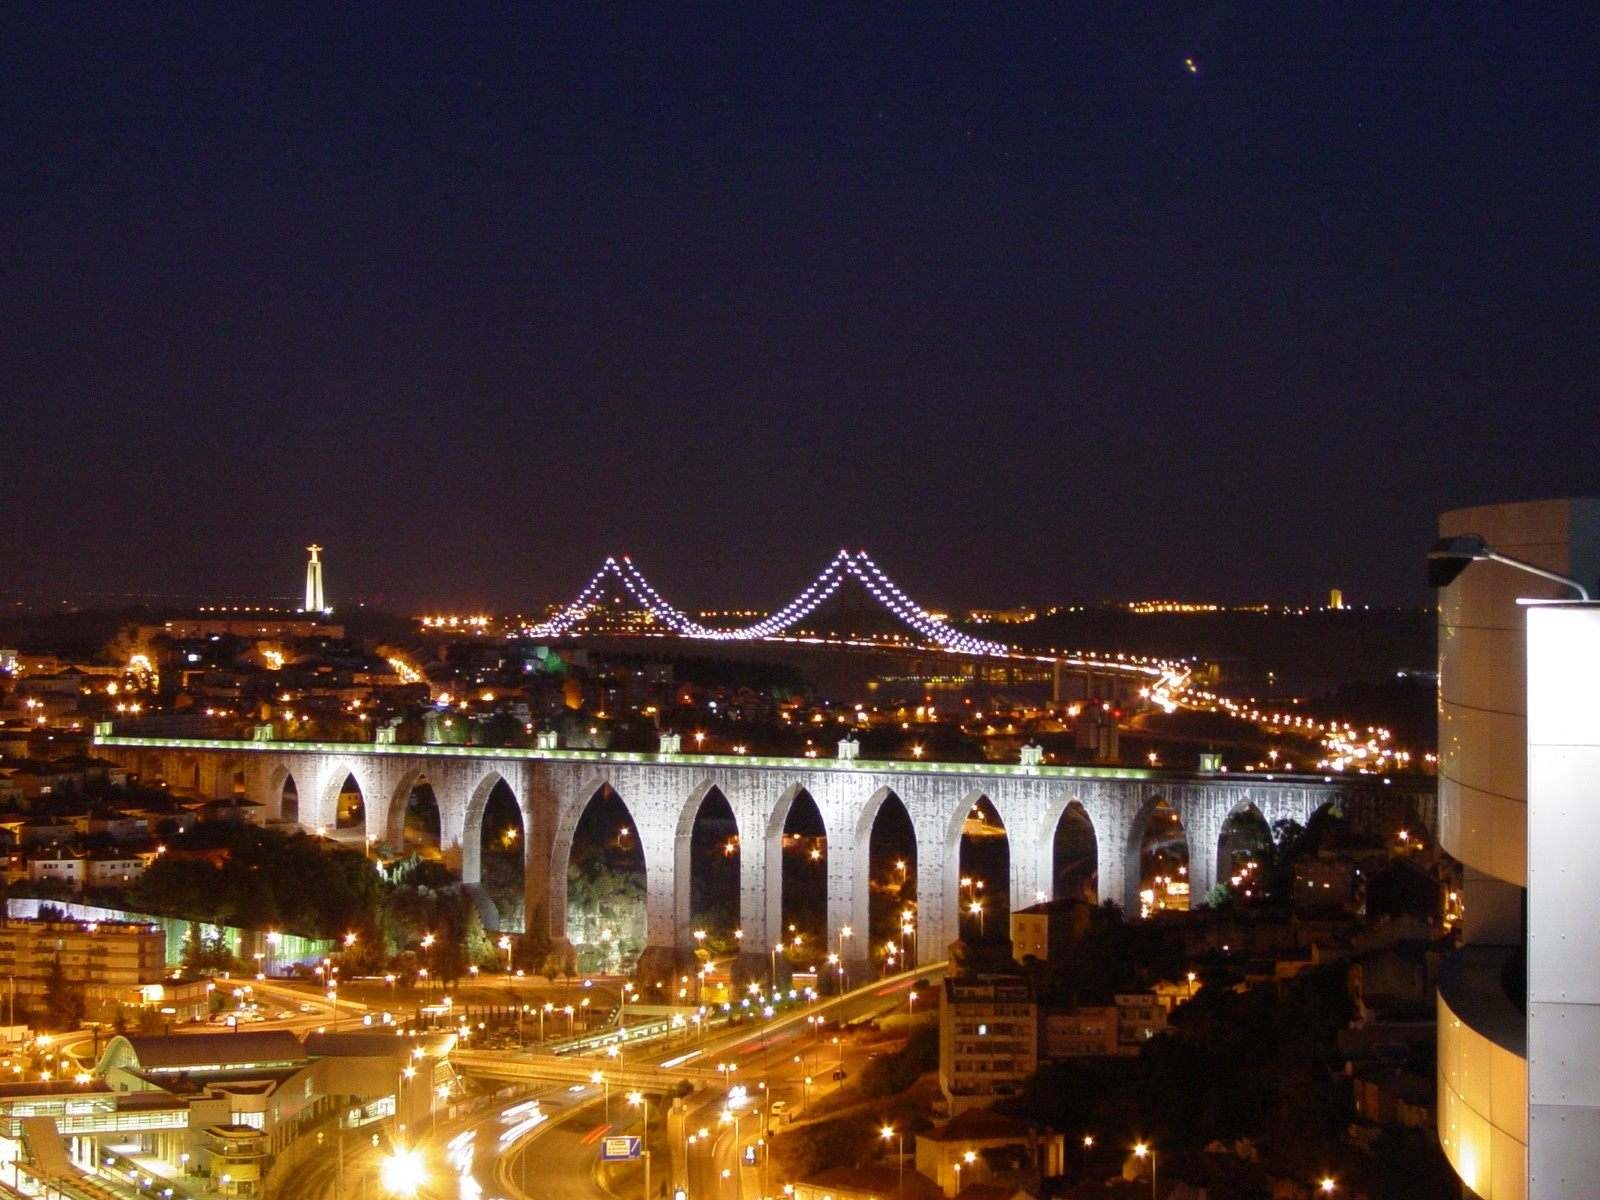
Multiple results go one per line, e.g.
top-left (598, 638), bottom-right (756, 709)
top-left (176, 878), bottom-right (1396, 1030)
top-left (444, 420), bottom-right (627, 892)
top-left (1436, 498), bottom-right (1600, 1199)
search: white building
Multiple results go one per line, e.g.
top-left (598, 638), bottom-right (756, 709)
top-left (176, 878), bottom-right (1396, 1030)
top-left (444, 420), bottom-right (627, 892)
top-left (1434, 498), bottom-right (1600, 1199)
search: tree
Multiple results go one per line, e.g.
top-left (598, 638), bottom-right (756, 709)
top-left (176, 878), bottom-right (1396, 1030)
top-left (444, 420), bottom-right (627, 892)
top-left (182, 926), bottom-right (237, 975)
top-left (43, 955), bottom-right (85, 1030)
top-left (519, 902), bottom-right (552, 972)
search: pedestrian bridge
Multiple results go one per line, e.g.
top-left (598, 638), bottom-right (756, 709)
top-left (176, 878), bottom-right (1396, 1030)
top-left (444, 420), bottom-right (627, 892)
top-left (94, 731), bottom-right (1433, 980)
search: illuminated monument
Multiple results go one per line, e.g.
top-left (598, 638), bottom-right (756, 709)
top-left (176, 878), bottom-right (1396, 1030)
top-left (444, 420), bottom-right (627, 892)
top-left (303, 544), bottom-right (326, 613)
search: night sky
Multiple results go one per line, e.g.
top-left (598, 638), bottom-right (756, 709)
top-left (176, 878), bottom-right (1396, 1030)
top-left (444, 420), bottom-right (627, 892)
top-left (5, 6), bottom-right (1597, 611)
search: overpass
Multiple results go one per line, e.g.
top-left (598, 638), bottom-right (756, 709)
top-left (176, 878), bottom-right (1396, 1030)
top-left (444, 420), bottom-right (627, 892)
top-left (448, 1049), bottom-right (718, 1090)
top-left (94, 729), bottom-right (1433, 980)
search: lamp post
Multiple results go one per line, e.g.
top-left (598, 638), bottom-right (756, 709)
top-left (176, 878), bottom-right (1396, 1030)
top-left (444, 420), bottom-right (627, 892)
top-left (837, 926), bottom-right (852, 991)
top-left (1427, 533), bottom-right (1593, 599)
top-left (969, 899), bottom-right (984, 938)
top-left (953, 1149), bottom-right (975, 1196)
top-left (628, 1091), bottom-right (652, 1200)
top-left (379, 1145), bottom-right (426, 1197)
top-left (880, 1125), bottom-right (904, 1199)
top-left (1132, 1142), bottom-right (1155, 1200)
top-left (498, 935), bottom-right (513, 972)
top-left (593, 1070), bottom-right (610, 1122)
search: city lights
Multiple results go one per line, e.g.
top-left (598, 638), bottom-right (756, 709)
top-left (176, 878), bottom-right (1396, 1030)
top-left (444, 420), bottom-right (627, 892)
top-left (522, 550), bottom-right (1010, 655)
top-left (379, 1146), bottom-right (427, 1197)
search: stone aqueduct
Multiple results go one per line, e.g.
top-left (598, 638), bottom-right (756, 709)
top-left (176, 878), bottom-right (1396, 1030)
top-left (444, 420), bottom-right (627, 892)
top-left (97, 734), bottom-right (1434, 979)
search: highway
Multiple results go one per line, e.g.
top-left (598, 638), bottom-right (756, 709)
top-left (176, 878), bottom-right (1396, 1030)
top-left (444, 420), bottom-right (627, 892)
top-left (273, 963), bottom-right (941, 1200)
top-left (670, 969), bottom-right (934, 1200)
top-left (457, 964), bottom-right (941, 1200)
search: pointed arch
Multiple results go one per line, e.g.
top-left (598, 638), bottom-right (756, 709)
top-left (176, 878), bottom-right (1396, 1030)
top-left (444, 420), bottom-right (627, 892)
top-left (852, 786), bottom-right (917, 973)
top-left (313, 760), bottom-right (371, 837)
top-left (1217, 802), bottom-right (1273, 893)
top-left (674, 779), bottom-right (741, 941)
top-left (765, 783), bottom-right (828, 966)
top-left (462, 770), bottom-right (520, 885)
top-left (1125, 793), bottom-right (1190, 916)
top-left (387, 767), bottom-right (443, 858)
top-left (551, 779), bottom-right (648, 974)
top-left (549, 774), bottom-right (616, 899)
top-left (265, 764), bottom-right (299, 826)
top-left (1048, 798), bottom-right (1099, 903)
top-left (945, 791), bottom-right (1010, 942)
top-left (322, 769), bottom-right (367, 838)
top-left (478, 775), bottom-right (526, 931)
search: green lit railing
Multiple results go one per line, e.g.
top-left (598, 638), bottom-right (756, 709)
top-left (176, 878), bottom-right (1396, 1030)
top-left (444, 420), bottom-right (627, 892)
top-left (94, 731), bottom-right (1165, 781)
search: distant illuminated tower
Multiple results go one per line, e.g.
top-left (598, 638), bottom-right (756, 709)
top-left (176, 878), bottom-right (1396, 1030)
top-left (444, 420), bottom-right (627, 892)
top-left (1329, 587), bottom-right (1344, 610)
top-left (304, 544), bottom-right (326, 612)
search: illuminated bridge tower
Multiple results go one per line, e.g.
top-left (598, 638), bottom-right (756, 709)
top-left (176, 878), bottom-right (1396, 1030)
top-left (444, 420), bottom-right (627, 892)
top-left (303, 544), bottom-right (326, 613)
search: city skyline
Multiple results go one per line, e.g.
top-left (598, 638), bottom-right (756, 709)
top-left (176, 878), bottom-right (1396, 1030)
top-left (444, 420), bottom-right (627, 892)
top-left (0, 537), bottom-right (1430, 615)
top-left (7, 8), bottom-right (1597, 610)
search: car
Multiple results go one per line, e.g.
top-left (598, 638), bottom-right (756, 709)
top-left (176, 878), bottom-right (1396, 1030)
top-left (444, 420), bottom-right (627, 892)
top-left (297, 1002), bottom-right (320, 1013)
top-left (830, 1069), bottom-right (846, 1081)
top-left (769, 1100), bottom-right (788, 1116)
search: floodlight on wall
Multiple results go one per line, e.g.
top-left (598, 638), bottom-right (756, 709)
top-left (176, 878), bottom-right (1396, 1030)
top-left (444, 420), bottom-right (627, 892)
top-left (1427, 533), bottom-right (1592, 600)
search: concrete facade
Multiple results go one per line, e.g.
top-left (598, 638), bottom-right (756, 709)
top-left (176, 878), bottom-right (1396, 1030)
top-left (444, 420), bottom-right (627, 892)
top-left (94, 733), bottom-right (1431, 982)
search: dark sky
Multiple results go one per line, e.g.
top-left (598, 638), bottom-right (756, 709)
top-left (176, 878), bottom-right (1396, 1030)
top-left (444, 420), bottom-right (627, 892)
top-left (5, 5), bottom-right (1597, 612)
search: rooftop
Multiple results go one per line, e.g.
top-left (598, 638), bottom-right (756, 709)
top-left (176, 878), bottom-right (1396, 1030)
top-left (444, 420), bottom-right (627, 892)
top-left (106, 1031), bottom-right (309, 1074)
top-left (922, 1110), bottom-right (1044, 1144)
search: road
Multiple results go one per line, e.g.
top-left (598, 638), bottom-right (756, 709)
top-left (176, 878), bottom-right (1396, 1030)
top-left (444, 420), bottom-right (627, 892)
top-left (671, 970), bottom-right (932, 1200)
top-left (468, 965), bottom-right (940, 1200)
top-left (278, 964), bottom-right (941, 1200)
top-left (494, 1086), bottom-right (638, 1200)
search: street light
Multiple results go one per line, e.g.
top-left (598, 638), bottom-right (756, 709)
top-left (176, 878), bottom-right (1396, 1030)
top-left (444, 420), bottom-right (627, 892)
top-left (954, 1149), bottom-right (976, 1193)
top-left (498, 935), bottom-right (513, 972)
top-left (1132, 1142), bottom-right (1156, 1200)
top-left (838, 925), bottom-right (852, 991)
top-left (628, 1091), bottom-right (653, 1200)
top-left (969, 899), bottom-right (984, 937)
top-left (880, 1125), bottom-right (904, 1198)
top-left (1319, 1178), bottom-right (1337, 1195)
top-left (1427, 533), bottom-right (1592, 598)
top-left (379, 1146), bottom-right (426, 1197)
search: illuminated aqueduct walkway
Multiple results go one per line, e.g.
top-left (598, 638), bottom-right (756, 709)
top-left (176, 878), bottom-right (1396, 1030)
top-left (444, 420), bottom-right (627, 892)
top-left (97, 732), bottom-right (1432, 980)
